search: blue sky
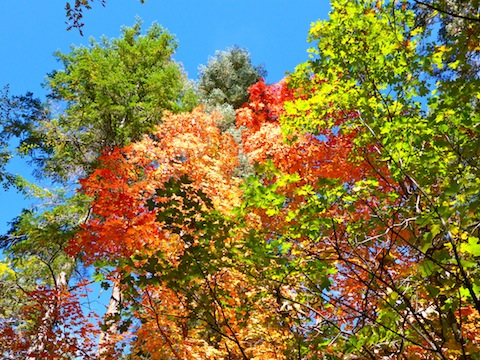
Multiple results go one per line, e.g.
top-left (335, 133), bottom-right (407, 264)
top-left (0, 0), bottom-right (330, 232)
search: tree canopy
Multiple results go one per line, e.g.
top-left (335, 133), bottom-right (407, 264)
top-left (197, 46), bottom-right (266, 111)
top-left (1, 1), bottom-right (479, 359)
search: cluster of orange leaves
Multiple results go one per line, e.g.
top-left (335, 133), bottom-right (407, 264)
top-left (68, 107), bottom-right (298, 359)
top-left (131, 268), bottom-right (292, 360)
top-left (69, 107), bottom-right (241, 265)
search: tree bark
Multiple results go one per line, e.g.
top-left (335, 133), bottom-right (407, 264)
top-left (97, 281), bottom-right (123, 358)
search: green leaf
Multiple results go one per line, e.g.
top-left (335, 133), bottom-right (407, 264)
top-left (419, 260), bottom-right (436, 277)
top-left (460, 236), bottom-right (480, 256)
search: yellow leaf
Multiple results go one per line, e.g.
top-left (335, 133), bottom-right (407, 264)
top-left (0, 262), bottom-right (14, 277)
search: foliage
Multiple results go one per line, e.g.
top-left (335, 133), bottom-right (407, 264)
top-left (198, 46), bottom-right (266, 111)
top-left (69, 108), bottom-right (280, 358)
top-left (0, 191), bottom-right (94, 355)
top-left (70, 107), bottom-right (240, 264)
top-left (267, 0), bottom-right (480, 358)
top-left (0, 87), bottom-right (47, 188)
top-left (2, 1), bottom-right (480, 359)
top-left (21, 20), bottom-right (196, 182)
top-left (0, 284), bottom-right (101, 359)
top-left (197, 46), bottom-right (266, 179)
top-left (413, 0), bottom-right (480, 81)
top-left (1, 20), bottom-right (195, 359)
top-left (0, 153), bottom-right (124, 356)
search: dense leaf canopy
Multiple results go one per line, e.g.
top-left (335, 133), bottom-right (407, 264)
top-left (1, 1), bottom-right (479, 359)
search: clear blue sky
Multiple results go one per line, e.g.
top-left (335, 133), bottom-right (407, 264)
top-left (0, 0), bottom-right (330, 232)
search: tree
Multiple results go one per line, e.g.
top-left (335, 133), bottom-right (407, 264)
top-left (197, 46), bottom-right (267, 178)
top-left (237, 77), bottom-right (399, 359)
top-left (0, 20), bottom-right (198, 358)
top-left (68, 107), bottom-right (294, 358)
top-left (0, 194), bottom-right (100, 358)
top-left (240, 0), bottom-right (480, 358)
top-left (197, 46), bottom-right (265, 134)
top-left (3, 1), bottom-right (479, 358)
top-left (20, 19), bottom-right (196, 183)
top-left (198, 46), bottom-right (266, 112)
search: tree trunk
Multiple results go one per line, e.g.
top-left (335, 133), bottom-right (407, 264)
top-left (97, 281), bottom-right (123, 358)
top-left (26, 267), bottom-right (70, 358)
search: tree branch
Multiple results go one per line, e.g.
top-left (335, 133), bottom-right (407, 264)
top-left (414, 0), bottom-right (480, 23)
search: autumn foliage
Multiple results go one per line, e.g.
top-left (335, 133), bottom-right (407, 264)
top-left (3, 74), bottom-right (480, 358)
top-left (70, 107), bottom-right (240, 263)
top-left (66, 107), bottom-right (299, 358)
top-left (6, 73), bottom-right (478, 358)
top-left (237, 77), bottom-right (480, 358)
top-left (2, 2), bottom-right (480, 358)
